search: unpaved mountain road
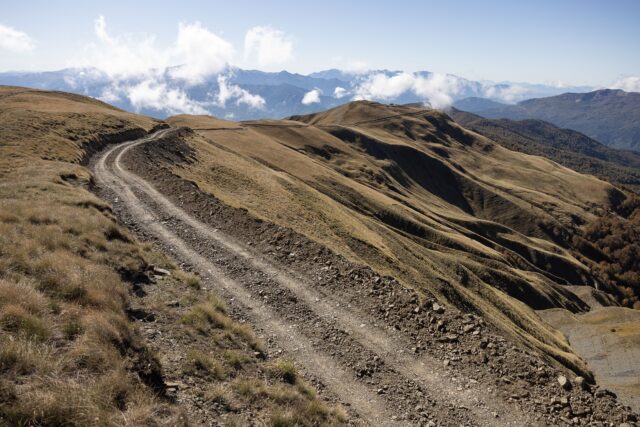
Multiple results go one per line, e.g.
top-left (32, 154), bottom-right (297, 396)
top-left (92, 128), bottom-right (550, 426)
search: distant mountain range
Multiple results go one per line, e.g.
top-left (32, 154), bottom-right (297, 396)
top-left (449, 108), bottom-right (640, 192)
top-left (454, 89), bottom-right (640, 151)
top-left (0, 67), bottom-right (593, 120)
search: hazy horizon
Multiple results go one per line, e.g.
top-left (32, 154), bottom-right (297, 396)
top-left (1, 0), bottom-right (639, 89)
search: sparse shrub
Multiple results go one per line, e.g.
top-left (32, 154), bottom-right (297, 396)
top-left (222, 349), bottom-right (251, 370)
top-left (270, 359), bottom-right (297, 384)
top-left (175, 270), bottom-right (201, 289)
top-left (181, 302), bottom-right (230, 333)
top-left (185, 350), bottom-right (226, 379)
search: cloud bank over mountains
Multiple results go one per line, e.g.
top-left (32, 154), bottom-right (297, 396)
top-left (1, 16), bottom-right (638, 119)
top-left (612, 76), bottom-right (640, 93)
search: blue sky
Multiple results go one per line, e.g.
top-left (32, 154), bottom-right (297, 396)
top-left (1, 0), bottom-right (639, 86)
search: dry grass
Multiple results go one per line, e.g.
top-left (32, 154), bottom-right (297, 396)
top-left (164, 105), bottom-right (615, 372)
top-left (184, 349), bottom-right (227, 379)
top-left (175, 290), bottom-right (343, 424)
top-left (0, 86), bottom-right (345, 425)
top-left (173, 269), bottom-right (201, 289)
top-left (231, 378), bottom-right (346, 426)
top-left (181, 296), bottom-right (264, 352)
top-left (0, 86), bottom-right (184, 426)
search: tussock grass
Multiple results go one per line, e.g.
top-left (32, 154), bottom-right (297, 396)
top-left (222, 349), bottom-right (252, 370)
top-left (0, 304), bottom-right (50, 341)
top-left (181, 297), bottom-right (265, 352)
top-left (0, 87), bottom-right (343, 425)
top-left (185, 349), bottom-right (226, 379)
top-left (231, 378), bottom-right (344, 426)
top-left (0, 87), bottom-right (184, 425)
top-left (268, 359), bottom-right (297, 384)
top-left (174, 269), bottom-right (201, 289)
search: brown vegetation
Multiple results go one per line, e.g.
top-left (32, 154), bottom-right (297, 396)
top-left (580, 196), bottom-right (640, 308)
top-left (167, 101), bottom-right (627, 370)
top-left (0, 86), bottom-right (343, 425)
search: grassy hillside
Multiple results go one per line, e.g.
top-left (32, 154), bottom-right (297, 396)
top-left (463, 89), bottom-right (640, 151)
top-left (449, 108), bottom-right (640, 193)
top-left (0, 87), bottom-right (343, 426)
top-left (166, 101), bottom-right (639, 371)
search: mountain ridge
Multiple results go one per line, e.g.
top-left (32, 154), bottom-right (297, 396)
top-left (449, 108), bottom-right (640, 193)
top-left (0, 66), bottom-right (596, 120)
top-left (2, 86), bottom-right (640, 423)
top-left (456, 89), bottom-right (640, 151)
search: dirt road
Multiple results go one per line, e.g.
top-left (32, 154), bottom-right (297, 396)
top-left (92, 129), bottom-right (548, 426)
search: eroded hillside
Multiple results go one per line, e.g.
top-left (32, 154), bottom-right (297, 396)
top-left (165, 102), bottom-right (639, 367)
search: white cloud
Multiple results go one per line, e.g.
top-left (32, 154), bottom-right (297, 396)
top-left (83, 16), bottom-right (167, 78)
top-left (354, 72), bottom-right (415, 100)
top-left (215, 75), bottom-right (265, 109)
top-left (334, 86), bottom-right (347, 98)
top-left (78, 16), bottom-right (232, 83)
top-left (244, 26), bottom-right (293, 68)
top-left (98, 85), bottom-right (122, 103)
top-left (481, 83), bottom-right (527, 103)
top-left (0, 23), bottom-right (34, 52)
top-left (611, 76), bottom-right (640, 93)
top-left (412, 73), bottom-right (463, 108)
top-left (302, 89), bottom-right (321, 105)
top-left (169, 22), bottom-right (233, 84)
top-left (354, 72), bottom-right (463, 107)
top-left (353, 71), bottom-right (535, 108)
top-left (126, 79), bottom-right (209, 115)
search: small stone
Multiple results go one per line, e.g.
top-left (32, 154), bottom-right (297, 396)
top-left (153, 266), bottom-right (171, 276)
top-left (166, 300), bottom-right (180, 307)
top-left (557, 375), bottom-right (572, 390)
top-left (440, 333), bottom-right (459, 343)
top-left (432, 302), bottom-right (445, 314)
top-left (594, 388), bottom-right (617, 399)
top-left (574, 376), bottom-right (586, 390)
top-left (463, 324), bottom-right (475, 333)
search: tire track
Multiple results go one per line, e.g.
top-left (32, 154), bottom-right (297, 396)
top-left (95, 130), bottom-right (398, 426)
top-left (95, 129), bottom-right (535, 426)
